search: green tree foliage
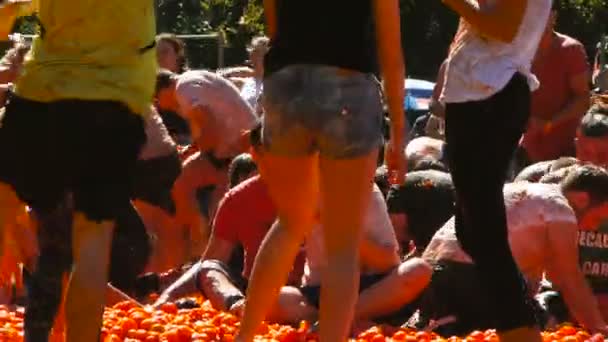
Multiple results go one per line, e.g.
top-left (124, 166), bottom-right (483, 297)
top-left (4, 0), bottom-right (608, 77)
top-left (156, 0), bottom-right (264, 68)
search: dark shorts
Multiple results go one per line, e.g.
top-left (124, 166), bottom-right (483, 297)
top-left (414, 260), bottom-right (543, 337)
top-left (110, 202), bottom-right (153, 293)
top-left (262, 65), bottom-right (384, 159)
top-left (300, 272), bottom-right (419, 326)
top-left (132, 152), bottom-right (182, 215)
top-left (0, 95), bottom-right (146, 221)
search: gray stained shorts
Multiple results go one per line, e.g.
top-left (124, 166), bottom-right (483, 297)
top-left (261, 65), bottom-right (384, 159)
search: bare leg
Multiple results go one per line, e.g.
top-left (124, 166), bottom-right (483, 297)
top-left (65, 213), bottom-right (114, 342)
top-left (236, 154), bottom-right (318, 341)
top-left (355, 258), bottom-right (432, 320)
top-left (267, 286), bottom-right (318, 325)
top-left (318, 151), bottom-right (378, 342)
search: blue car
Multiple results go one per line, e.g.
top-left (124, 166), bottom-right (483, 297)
top-left (404, 78), bottom-right (435, 124)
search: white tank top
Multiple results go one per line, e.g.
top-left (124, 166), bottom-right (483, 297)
top-left (440, 0), bottom-right (552, 104)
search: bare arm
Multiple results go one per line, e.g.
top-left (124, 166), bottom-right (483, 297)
top-left (552, 71), bottom-right (590, 124)
top-left (106, 284), bottom-right (140, 307)
top-left (154, 236), bottom-right (236, 306)
top-left (217, 67), bottom-right (255, 79)
top-left (263, 0), bottom-right (277, 39)
top-left (373, 0), bottom-right (406, 143)
top-left (441, 0), bottom-right (527, 43)
top-left (545, 221), bottom-right (607, 333)
top-left (430, 61), bottom-right (447, 118)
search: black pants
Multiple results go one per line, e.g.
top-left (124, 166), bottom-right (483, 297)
top-left (132, 153), bottom-right (182, 216)
top-left (444, 73), bottom-right (537, 332)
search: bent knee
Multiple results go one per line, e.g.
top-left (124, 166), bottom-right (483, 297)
top-left (397, 258), bottom-right (433, 289)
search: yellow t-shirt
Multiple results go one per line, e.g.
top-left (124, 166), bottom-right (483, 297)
top-left (0, 0), bottom-right (157, 116)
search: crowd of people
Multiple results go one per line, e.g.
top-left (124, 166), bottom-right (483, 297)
top-left (1, 0), bottom-right (608, 341)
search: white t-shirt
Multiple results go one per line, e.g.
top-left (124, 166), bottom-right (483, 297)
top-left (302, 185), bottom-right (399, 286)
top-left (175, 70), bottom-right (257, 158)
top-left (440, 0), bottom-right (552, 103)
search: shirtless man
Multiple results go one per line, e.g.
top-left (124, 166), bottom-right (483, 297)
top-left (412, 165), bottom-right (608, 337)
top-left (156, 69), bottom-right (257, 259)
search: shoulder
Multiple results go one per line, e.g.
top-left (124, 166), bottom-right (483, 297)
top-left (555, 32), bottom-right (588, 60)
top-left (223, 175), bottom-right (266, 204)
top-left (555, 33), bottom-right (585, 50)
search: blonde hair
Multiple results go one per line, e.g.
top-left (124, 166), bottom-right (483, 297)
top-left (247, 36), bottom-right (270, 54)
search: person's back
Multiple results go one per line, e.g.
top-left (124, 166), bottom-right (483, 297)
top-left (424, 182), bottom-right (574, 286)
top-left (264, 0), bottom-right (375, 76)
top-left (11, 0), bottom-right (156, 115)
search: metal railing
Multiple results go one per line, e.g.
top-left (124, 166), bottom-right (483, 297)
top-left (8, 32), bottom-right (226, 68)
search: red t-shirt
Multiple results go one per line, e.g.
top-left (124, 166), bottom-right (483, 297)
top-left (522, 33), bottom-right (589, 162)
top-left (212, 175), bottom-right (304, 282)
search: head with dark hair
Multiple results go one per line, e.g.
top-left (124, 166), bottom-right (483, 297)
top-left (411, 158), bottom-right (448, 173)
top-left (228, 153), bottom-right (258, 188)
top-left (374, 166), bottom-right (390, 198)
top-left (576, 105), bottom-right (608, 167)
top-left (155, 69), bottom-right (179, 113)
top-left (561, 164), bottom-right (608, 229)
top-left (386, 170), bottom-right (455, 252)
top-left (156, 33), bottom-right (189, 74)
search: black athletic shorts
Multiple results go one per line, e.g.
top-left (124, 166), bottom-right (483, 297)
top-left (132, 152), bottom-right (182, 215)
top-left (0, 95), bottom-right (146, 221)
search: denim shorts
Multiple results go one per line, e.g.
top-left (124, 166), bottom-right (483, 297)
top-left (261, 65), bottom-right (384, 159)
